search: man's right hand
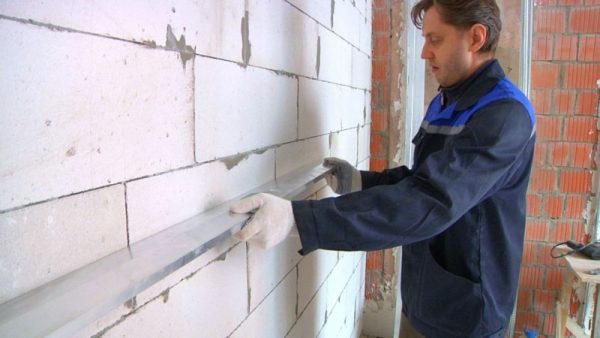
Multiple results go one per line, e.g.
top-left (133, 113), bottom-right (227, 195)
top-left (323, 157), bottom-right (362, 195)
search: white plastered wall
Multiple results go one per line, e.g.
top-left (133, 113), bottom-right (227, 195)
top-left (0, 0), bottom-right (372, 337)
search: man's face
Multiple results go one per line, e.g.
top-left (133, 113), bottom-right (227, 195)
top-left (421, 6), bottom-right (475, 87)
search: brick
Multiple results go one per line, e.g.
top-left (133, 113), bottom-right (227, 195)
top-left (550, 221), bottom-right (572, 242)
top-left (534, 142), bottom-right (548, 166)
top-left (371, 110), bottom-right (388, 131)
top-left (528, 194), bottom-right (542, 216)
top-left (515, 312), bottom-right (544, 335)
top-left (358, 8), bottom-right (372, 55)
top-left (545, 268), bottom-right (565, 289)
top-left (531, 89), bottom-right (553, 114)
top-left (370, 157), bottom-right (387, 171)
top-left (564, 117), bottom-right (598, 142)
top-left (531, 62), bottom-right (561, 89)
top-left (560, 170), bottom-right (593, 193)
top-left (535, 116), bottom-right (562, 141)
top-left (554, 35), bottom-right (578, 61)
top-left (570, 7), bottom-right (600, 33)
top-left (522, 242), bottom-right (538, 265)
top-left (517, 288), bottom-right (533, 311)
top-left (573, 221), bottom-right (589, 243)
top-left (230, 268), bottom-right (297, 338)
top-left (564, 64), bottom-right (600, 89)
top-left (196, 57), bottom-right (297, 162)
top-left (0, 0), bottom-right (245, 63)
top-left (103, 243), bottom-right (247, 338)
top-left (0, 185), bottom-right (126, 303)
top-left (250, 0), bottom-right (319, 76)
top-left (545, 195), bottom-right (565, 219)
top-left (576, 90), bottom-right (599, 115)
top-left (559, 0), bottom-right (584, 4)
top-left (565, 195), bottom-right (588, 219)
top-left (544, 314), bottom-right (556, 336)
top-left (535, 0), bottom-right (557, 4)
top-left (535, 8), bottom-right (567, 33)
top-left (571, 143), bottom-right (594, 168)
top-left (549, 142), bottom-right (569, 166)
top-left (0, 21), bottom-right (195, 211)
top-left (370, 132), bottom-right (386, 156)
top-left (534, 289), bottom-right (558, 313)
top-left (578, 35), bottom-right (600, 61)
top-left (554, 90), bottom-right (577, 114)
top-left (533, 34), bottom-right (553, 60)
top-left (373, 34), bottom-right (390, 57)
top-left (530, 169), bottom-right (558, 192)
top-left (127, 151), bottom-right (274, 243)
top-left (319, 25), bottom-right (353, 85)
top-left (520, 266), bottom-right (545, 289)
top-left (540, 243), bottom-right (567, 267)
top-left (298, 250), bottom-right (338, 313)
top-left (372, 59), bottom-right (388, 81)
top-left (373, 9), bottom-right (390, 33)
top-left (526, 220), bottom-right (550, 241)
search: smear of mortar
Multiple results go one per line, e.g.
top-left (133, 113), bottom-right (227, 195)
top-left (166, 24), bottom-right (195, 69)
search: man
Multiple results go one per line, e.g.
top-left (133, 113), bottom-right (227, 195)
top-left (230, 0), bottom-right (536, 337)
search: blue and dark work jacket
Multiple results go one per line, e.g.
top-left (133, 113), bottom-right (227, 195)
top-left (292, 60), bottom-right (536, 337)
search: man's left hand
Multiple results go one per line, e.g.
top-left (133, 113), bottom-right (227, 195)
top-left (229, 193), bottom-right (296, 249)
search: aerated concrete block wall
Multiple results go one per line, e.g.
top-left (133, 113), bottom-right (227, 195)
top-left (0, 1), bottom-right (372, 337)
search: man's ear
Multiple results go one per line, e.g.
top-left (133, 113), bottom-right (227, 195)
top-left (469, 23), bottom-right (488, 53)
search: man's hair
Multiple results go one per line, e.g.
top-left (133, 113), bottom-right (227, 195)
top-left (411, 0), bottom-right (502, 53)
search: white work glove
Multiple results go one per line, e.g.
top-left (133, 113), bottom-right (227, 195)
top-left (323, 157), bottom-right (362, 194)
top-left (230, 193), bottom-right (296, 249)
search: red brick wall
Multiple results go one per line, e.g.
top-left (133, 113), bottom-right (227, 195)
top-left (516, 2), bottom-right (600, 337)
top-left (367, 0), bottom-right (399, 304)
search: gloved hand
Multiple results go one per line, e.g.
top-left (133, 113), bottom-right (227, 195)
top-left (323, 157), bottom-right (362, 195)
top-left (230, 193), bottom-right (296, 249)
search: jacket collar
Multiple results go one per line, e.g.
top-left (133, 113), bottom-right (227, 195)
top-left (439, 59), bottom-right (505, 111)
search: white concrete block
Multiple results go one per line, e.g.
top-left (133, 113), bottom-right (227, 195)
top-left (318, 25), bottom-right (352, 85)
top-left (326, 249), bottom-right (356, 316)
top-left (74, 303), bottom-right (131, 338)
top-left (102, 244), bottom-right (247, 338)
top-left (0, 21), bottom-right (194, 211)
top-left (359, 12), bottom-right (372, 56)
top-left (358, 124), bottom-right (371, 164)
top-left (342, 88), bottom-right (366, 130)
top-left (135, 237), bottom-right (239, 307)
top-left (230, 269), bottom-right (297, 338)
top-left (333, 0), bottom-right (361, 48)
top-left (0, 0), bottom-right (245, 63)
top-left (126, 150), bottom-right (274, 243)
top-left (195, 56), bottom-right (297, 162)
top-left (299, 79), bottom-right (362, 138)
top-left (0, 185), bottom-right (126, 303)
top-left (365, 89), bottom-right (372, 124)
top-left (352, 47), bottom-right (372, 90)
top-left (275, 136), bottom-right (329, 178)
top-left (297, 250), bottom-right (338, 313)
top-left (286, 282), bottom-right (328, 338)
top-left (286, 0), bottom-right (332, 28)
top-left (248, 236), bottom-right (303, 311)
top-left (249, 0), bottom-right (319, 77)
top-left (330, 128), bottom-right (359, 166)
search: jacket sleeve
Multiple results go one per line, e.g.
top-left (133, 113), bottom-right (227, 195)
top-left (360, 166), bottom-right (412, 189)
top-left (293, 100), bottom-right (534, 255)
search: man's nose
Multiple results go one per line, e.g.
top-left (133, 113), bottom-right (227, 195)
top-left (421, 43), bottom-right (432, 60)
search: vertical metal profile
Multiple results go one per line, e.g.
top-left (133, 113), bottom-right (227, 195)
top-left (0, 163), bottom-right (332, 338)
